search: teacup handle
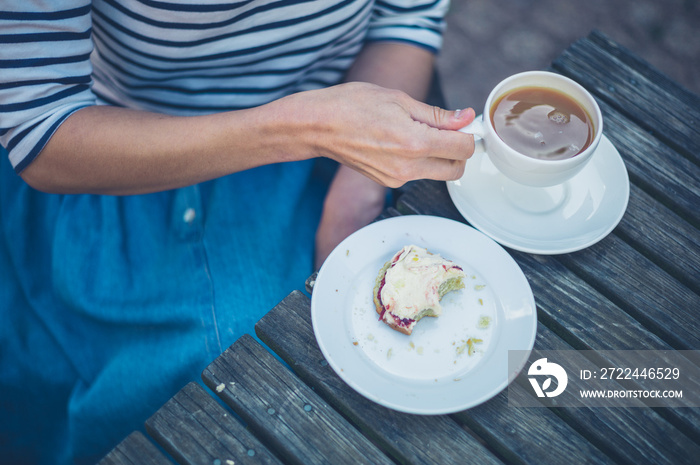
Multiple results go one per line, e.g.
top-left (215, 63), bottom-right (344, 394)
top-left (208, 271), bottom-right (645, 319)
top-left (458, 116), bottom-right (486, 154)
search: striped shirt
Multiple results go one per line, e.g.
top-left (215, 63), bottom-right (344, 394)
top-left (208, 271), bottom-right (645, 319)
top-left (0, 0), bottom-right (449, 173)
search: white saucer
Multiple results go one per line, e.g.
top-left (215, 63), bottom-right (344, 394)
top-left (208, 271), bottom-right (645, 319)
top-left (447, 135), bottom-right (629, 254)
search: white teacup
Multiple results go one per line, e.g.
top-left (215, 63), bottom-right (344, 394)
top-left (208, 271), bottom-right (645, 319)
top-left (460, 71), bottom-right (603, 187)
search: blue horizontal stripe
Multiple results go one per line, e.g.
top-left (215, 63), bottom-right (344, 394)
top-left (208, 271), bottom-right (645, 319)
top-left (95, 49), bottom-right (309, 83)
top-left (0, 75), bottom-right (91, 90)
top-left (91, 90), bottom-right (124, 107)
top-left (0, 53), bottom-right (91, 69)
top-left (94, 87), bottom-right (253, 112)
top-left (0, 29), bottom-right (91, 44)
top-left (134, 0), bottom-right (252, 13)
top-left (92, 0), bottom-right (362, 47)
top-left (0, 85), bottom-right (89, 112)
top-left (91, 4), bottom-right (370, 63)
top-left (375, 0), bottom-right (442, 14)
top-left (374, 22), bottom-right (443, 35)
top-left (100, 0), bottom-right (317, 30)
top-left (123, 80), bottom-right (304, 95)
top-left (0, 5), bottom-right (90, 21)
top-left (366, 36), bottom-right (440, 54)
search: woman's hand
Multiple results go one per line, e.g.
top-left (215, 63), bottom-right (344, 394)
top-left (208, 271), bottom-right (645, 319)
top-left (275, 82), bottom-right (476, 188)
top-left (311, 86), bottom-right (477, 268)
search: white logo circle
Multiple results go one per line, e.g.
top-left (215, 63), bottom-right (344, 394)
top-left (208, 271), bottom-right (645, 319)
top-left (527, 358), bottom-right (568, 397)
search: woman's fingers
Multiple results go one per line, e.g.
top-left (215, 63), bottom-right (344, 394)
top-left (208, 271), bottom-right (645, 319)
top-left (350, 152), bottom-right (468, 189)
top-left (284, 82), bottom-right (477, 187)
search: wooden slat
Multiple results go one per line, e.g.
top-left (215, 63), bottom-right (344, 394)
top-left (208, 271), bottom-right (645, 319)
top-left (586, 30), bottom-right (700, 109)
top-left (556, 235), bottom-right (699, 351)
top-left (526, 325), bottom-right (700, 465)
top-left (512, 250), bottom-right (678, 350)
top-left (145, 382), bottom-right (282, 465)
top-left (453, 382), bottom-right (615, 465)
top-left (552, 33), bottom-right (700, 162)
top-left (600, 98), bottom-right (700, 229)
top-left (255, 291), bottom-right (504, 465)
top-left (202, 334), bottom-right (395, 465)
top-left (97, 431), bottom-right (172, 465)
top-left (615, 183), bottom-right (700, 295)
top-left (513, 255), bottom-right (700, 441)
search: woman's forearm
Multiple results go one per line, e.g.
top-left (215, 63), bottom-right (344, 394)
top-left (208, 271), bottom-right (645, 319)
top-left (20, 102), bottom-right (309, 195)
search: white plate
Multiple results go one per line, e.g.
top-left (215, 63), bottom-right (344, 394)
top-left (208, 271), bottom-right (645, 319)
top-left (447, 135), bottom-right (629, 254)
top-left (311, 215), bottom-right (537, 414)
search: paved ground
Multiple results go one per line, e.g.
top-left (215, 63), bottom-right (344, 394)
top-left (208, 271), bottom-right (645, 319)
top-left (436, 0), bottom-right (700, 110)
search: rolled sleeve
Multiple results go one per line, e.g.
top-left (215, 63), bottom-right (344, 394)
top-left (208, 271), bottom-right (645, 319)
top-left (367, 0), bottom-right (450, 53)
top-left (0, 2), bottom-right (96, 173)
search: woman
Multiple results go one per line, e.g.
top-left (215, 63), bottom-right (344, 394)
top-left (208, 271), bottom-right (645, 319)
top-left (0, 1), bottom-right (475, 462)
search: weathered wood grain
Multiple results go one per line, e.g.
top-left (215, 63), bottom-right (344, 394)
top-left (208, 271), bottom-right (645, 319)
top-left (454, 384), bottom-right (615, 465)
top-left (511, 250), bottom-right (676, 351)
top-left (509, 247), bottom-right (700, 441)
top-left (202, 334), bottom-right (394, 465)
top-left (526, 324), bottom-right (700, 465)
top-left (614, 184), bottom-right (700, 295)
top-left (552, 33), bottom-right (700, 162)
top-left (145, 382), bottom-right (281, 465)
top-left (519, 262), bottom-right (700, 441)
top-left (586, 31), bottom-right (700, 110)
top-left (255, 290), bottom-right (504, 465)
top-left (600, 98), bottom-right (700, 229)
top-left (97, 431), bottom-right (172, 465)
top-left (556, 235), bottom-right (699, 351)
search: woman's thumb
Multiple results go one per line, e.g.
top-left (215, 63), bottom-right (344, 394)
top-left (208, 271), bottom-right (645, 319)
top-left (410, 103), bottom-right (476, 131)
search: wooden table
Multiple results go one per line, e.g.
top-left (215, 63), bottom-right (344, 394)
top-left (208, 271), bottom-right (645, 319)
top-left (98, 30), bottom-right (700, 465)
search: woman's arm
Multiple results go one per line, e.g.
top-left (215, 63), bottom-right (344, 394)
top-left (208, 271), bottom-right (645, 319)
top-left (21, 104), bottom-right (278, 195)
top-left (21, 76), bottom-right (472, 195)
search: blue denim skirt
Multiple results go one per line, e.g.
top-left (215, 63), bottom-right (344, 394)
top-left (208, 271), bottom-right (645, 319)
top-left (0, 151), bottom-right (326, 464)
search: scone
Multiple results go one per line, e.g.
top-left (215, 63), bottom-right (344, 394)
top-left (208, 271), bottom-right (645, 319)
top-left (373, 245), bottom-right (466, 335)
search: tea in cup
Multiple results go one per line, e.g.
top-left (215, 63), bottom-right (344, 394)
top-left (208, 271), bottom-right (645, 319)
top-left (460, 71), bottom-right (603, 187)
